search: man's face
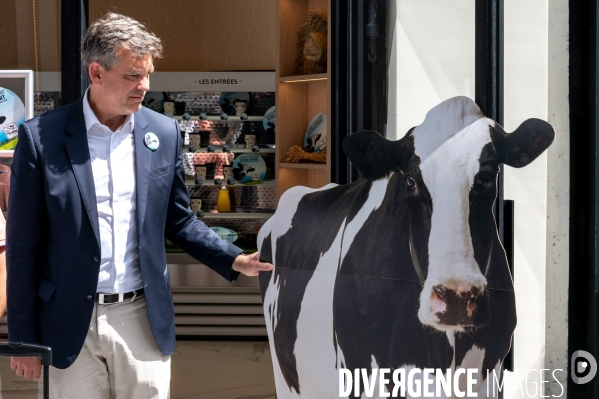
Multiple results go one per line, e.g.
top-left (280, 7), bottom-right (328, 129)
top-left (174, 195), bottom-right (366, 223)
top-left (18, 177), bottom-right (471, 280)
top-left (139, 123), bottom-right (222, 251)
top-left (90, 46), bottom-right (153, 116)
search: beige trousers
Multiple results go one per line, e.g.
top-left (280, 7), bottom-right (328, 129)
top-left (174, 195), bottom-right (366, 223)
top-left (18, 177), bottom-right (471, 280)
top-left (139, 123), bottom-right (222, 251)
top-left (49, 296), bottom-right (171, 399)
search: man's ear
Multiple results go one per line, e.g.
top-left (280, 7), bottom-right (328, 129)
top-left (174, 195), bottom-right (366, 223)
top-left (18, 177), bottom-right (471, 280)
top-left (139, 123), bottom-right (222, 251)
top-left (343, 130), bottom-right (407, 180)
top-left (88, 62), bottom-right (104, 86)
top-left (502, 118), bottom-right (555, 168)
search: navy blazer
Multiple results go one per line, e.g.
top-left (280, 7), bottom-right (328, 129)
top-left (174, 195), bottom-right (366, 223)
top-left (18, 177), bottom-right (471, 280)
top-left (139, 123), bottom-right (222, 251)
top-left (6, 99), bottom-right (242, 369)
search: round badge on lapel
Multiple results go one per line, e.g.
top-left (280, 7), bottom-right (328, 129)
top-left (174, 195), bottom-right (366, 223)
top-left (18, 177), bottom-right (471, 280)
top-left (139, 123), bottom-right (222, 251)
top-left (144, 132), bottom-right (160, 151)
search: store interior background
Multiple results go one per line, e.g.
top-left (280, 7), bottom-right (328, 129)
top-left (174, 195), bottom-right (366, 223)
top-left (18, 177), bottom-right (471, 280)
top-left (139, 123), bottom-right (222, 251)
top-left (0, 1), bottom-right (281, 398)
top-left (0, 0), bottom-right (573, 398)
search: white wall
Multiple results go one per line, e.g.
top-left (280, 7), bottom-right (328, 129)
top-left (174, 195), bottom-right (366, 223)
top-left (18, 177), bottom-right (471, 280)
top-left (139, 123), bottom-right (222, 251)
top-left (545, 0), bottom-right (569, 395)
top-left (387, 0), bottom-right (569, 397)
top-left (502, 0), bottom-right (549, 396)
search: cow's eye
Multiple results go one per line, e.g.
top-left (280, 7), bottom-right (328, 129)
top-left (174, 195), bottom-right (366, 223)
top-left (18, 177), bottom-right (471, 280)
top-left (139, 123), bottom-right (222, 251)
top-left (406, 176), bottom-right (417, 189)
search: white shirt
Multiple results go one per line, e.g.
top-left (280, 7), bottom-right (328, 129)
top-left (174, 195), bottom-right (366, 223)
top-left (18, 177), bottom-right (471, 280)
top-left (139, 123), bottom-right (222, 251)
top-left (83, 89), bottom-right (142, 293)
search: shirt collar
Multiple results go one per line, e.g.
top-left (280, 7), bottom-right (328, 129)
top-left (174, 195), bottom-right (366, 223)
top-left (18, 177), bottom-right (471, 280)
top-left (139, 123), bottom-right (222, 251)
top-left (82, 88), bottom-right (135, 133)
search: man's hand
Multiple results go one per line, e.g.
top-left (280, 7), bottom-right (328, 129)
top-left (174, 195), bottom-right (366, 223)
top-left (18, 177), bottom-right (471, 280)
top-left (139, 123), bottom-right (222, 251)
top-left (232, 252), bottom-right (273, 276)
top-left (11, 356), bottom-right (41, 381)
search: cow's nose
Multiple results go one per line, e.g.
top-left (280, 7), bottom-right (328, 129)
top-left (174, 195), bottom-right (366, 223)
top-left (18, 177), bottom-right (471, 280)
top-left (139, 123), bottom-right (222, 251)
top-left (431, 284), bottom-right (482, 325)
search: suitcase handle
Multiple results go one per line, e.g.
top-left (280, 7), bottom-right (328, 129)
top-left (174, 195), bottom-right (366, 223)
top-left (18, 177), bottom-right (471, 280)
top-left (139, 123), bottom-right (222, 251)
top-left (0, 342), bottom-right (52, 366)
top-left (0, 342), bottom-right (52, 398)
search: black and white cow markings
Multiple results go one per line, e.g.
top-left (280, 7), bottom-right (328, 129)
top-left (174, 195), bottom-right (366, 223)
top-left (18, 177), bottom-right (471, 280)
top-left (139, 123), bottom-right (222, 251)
top-left (304, 133), bottom-right (323, 153)
top-left (258, 96), bottom-right (554, 398)
top-left (233, 163), bottom-right (256, 180)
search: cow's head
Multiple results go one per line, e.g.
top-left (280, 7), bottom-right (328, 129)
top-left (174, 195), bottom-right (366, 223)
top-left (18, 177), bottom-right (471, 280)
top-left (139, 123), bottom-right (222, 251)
top-left (305, 133), bottom-right (322, 153)
top-left (343, 96), bottom-right (554, 332)
top-left (235, 164), bottom-right (255, 180)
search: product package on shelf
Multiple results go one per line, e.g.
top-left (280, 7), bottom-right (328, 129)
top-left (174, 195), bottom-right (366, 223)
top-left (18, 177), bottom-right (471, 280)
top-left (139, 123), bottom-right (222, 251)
top-left (168, 92), bottom-right (222, 115)
top-left (187, 184), bottom-right (276, 214)
top-left (34, 92), bottom-right (61, 116)
top-left (160, 91), bottom-right (275, 117)
top-left (196, 120), bottom-right (244, 145)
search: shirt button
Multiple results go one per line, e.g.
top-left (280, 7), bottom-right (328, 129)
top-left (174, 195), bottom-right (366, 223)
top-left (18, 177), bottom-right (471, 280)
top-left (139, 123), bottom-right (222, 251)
top-left (87, 295), bottom-right (93, 302)
top-left (94, 256), bottom-right (100, 262)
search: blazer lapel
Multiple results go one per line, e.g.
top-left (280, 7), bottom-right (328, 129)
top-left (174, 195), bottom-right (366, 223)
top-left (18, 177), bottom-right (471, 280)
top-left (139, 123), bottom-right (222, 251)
top-left (64, 100), bottom-right (101, 250)
top-left (134, 110), bottom-right (151, 237)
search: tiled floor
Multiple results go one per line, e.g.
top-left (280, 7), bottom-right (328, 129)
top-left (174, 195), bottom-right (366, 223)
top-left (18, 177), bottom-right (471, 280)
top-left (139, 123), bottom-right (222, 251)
top-left (0, 340), bottom-right (276, 398)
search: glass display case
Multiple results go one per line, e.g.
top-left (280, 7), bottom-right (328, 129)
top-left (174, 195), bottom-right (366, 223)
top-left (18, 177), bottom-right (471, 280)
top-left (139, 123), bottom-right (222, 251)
top-left (146, 72), bottom-right (276, 337)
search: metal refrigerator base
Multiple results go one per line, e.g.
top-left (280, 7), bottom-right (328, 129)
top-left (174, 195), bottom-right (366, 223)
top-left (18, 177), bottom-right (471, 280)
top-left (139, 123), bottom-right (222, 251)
top-left (167, 253), bottom-right (266, 338)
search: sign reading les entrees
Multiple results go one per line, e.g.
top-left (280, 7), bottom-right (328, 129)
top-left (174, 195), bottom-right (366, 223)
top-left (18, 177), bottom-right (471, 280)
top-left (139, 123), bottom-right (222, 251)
top-left (196, 78), bottom-right (240, 85)
top-left (147, 72), bottom-right (275, 92)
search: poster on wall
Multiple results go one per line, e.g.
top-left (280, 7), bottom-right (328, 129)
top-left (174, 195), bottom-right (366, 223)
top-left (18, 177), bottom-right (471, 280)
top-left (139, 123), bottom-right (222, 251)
top-left (257, 96), bottom-right (555, 398)
top-left (0, 71), bottom-right (34, 153)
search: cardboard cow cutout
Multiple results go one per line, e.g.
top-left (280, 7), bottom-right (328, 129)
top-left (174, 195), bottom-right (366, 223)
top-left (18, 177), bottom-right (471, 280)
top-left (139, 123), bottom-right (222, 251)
top-left (258, 96), bottom-right (554, 398)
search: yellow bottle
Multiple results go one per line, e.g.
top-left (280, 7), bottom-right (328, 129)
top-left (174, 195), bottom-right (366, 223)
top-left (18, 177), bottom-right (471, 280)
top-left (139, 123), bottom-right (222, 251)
top-left (217, 186), bottom-right (231, 212)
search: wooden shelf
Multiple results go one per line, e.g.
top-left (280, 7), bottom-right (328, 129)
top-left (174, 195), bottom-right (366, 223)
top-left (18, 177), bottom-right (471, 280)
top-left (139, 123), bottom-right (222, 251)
top-left (184, 147), bottom-right (275, 154)
top-left (279, 74), bottom-right (328, 83)
top-left (186, 180), bottom-right (276, 187)
top-left (279, 162), bottom-right (327, 170)
top-left (174, 115), bottom-right (264, 121)
top-left (275, 0), bottom-right (331, 202)
top-left (197, 212), bottom-right (274, 220)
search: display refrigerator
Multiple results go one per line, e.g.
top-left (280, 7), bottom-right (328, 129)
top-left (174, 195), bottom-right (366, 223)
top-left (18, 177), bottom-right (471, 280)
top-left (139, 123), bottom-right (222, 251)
top-left (155, 72), bottom-right (275, 338)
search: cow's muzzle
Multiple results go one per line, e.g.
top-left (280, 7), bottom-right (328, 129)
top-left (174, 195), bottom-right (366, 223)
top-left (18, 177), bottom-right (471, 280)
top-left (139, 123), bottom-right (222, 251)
top-left (430, 285), bottom-right (482, 327)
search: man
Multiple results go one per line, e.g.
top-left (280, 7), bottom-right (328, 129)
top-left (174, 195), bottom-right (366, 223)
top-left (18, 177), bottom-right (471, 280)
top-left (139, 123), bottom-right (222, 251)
top-left (6, 12), bottom-right (272, 398)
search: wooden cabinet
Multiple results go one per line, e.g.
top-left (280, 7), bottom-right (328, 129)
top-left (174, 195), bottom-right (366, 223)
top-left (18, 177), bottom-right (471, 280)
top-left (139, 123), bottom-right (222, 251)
top-left (275, 0), bottom-right (331, 200)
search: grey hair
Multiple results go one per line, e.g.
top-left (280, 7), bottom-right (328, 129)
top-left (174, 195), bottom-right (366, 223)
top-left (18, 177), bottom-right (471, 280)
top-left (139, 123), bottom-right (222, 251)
top-left (81, 12), bottom-right (163, 74)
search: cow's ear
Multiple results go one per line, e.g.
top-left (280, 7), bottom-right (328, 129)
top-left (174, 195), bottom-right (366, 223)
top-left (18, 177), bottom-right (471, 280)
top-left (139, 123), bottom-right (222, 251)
top-left (501, 119), bottom-right (555, 168)
top-left (343, 130), bottom-right (378, 174)
top-left (343, 130), bottom-right (406, 179)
